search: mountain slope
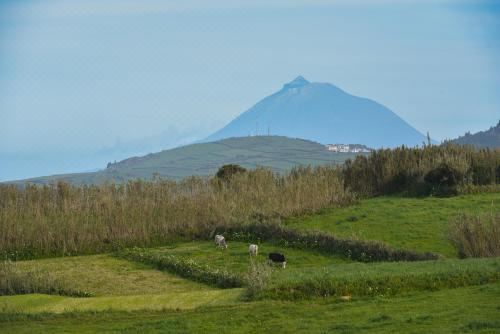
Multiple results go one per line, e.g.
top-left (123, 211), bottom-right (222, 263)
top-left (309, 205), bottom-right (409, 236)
top-left (8, 136), bottom-right (360, 185)
top-left (205, 76), bottom-right (427, 148)
top-left (449, 120), bottom-right (500, 148)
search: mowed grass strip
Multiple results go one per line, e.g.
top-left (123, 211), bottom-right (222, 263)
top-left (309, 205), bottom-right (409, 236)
top-left (285, 193), bottom-right (500, 257)
top-left (7, 255), bottom-right (215, 296)
top-left (0, 289), bottom-right (243, 314)
top-left (1, 284), bottom-right (499, 334)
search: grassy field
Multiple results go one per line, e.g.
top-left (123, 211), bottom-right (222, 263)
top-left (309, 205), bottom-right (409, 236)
top-left (8, 255), bottom-right (218, 296)
top-left (286, 193), bottom-right (499, 257)
top-left (0, 255), bottom-right (242, 313)
top-left (1, 193), bottom-right (499, 333)
top-left (145, 241), bottom-right (351, 273)
top-left (121, 241), bottom-right (499, 286)
top-left (2, 284), bottom-right (499, 333)
top-left (120, 243), bottom-right (499, 299)
top-left (0, 290), bottom-right (242, 314)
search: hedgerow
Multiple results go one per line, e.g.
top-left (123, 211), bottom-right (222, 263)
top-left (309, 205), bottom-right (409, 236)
top-left (260, 261), bottom-right (500, 300)
top-left (218, 223), bottom-right (439, 262)
top-left (115, 247), bottom-right (244, 288)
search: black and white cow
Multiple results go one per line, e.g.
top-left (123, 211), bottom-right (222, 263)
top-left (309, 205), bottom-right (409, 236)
top-left (268, 253), bottom-right (286, 268)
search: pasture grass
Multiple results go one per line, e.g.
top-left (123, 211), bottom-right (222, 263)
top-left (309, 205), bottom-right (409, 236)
top-left (120, 243), bottom-right (499, 299)
top-left (0, 289), bottom-right (243, 314)
top-left (115, 241), bottom-right (349, 289)
top-left (1, 283), bottom-right (499, 333)
top-left (266, 257), bottom-right (500, 299)
top-left (0, 253), bottom-right (243, 314)
top-left (285, 193), bottom-right (499, 257)
top-left (6, 255), bottom-right (215, 296)
top-left (147, 241), bottom-right (350, 273)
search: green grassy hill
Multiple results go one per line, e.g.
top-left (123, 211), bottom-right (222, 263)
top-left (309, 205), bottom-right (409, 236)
top-left (285, 193), bottom-right (499, 258)
top-left (10, 136), bottom-right (358, 185)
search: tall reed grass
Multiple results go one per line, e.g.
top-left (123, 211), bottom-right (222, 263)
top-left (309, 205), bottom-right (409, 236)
top-left (343, 145), bottom-right (499, 197)
top-left (243, 260), bottom-right (272, 300)
top-left (448, 213), bottom-right (500, 258)
top-left (0, 167), bottom-right (353, 259)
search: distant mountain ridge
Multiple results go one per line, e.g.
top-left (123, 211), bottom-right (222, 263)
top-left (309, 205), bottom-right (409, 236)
top-left (205, 76), bottom-right (428, 148)
top-left (448, 120), bottom-right (500, 148)
top-left (7, 136), bottom-right (361, 185)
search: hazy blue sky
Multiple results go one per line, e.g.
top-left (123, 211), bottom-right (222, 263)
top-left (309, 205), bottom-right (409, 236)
top-left (1, 0), bottom-right (499, 180)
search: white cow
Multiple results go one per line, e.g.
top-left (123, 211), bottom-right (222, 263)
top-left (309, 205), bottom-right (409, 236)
top-left (249, 244), bottom-right (258, 256)
top-left (214, 234), bottom-right (227, 249)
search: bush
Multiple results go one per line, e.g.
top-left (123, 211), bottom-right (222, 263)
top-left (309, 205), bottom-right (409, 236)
top-left (243, 260), bottom-right (272, 300)
top-left (216, 164), bottom-right (247, 180)
top-left (448, 213), bottom-right (500, 258)
top-left (424, 163), bottom-right (463, 196)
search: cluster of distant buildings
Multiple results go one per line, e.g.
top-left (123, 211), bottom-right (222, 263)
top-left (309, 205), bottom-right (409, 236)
top-left (325, 144), bottom-right (372, 153)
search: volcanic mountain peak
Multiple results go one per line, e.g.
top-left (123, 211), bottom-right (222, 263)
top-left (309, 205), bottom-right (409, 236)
top-left (205, 76), bottom-right (428, 148)
top-left (283, 75), bottom-right (310, 89)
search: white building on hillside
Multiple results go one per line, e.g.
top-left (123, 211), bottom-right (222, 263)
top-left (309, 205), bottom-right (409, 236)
top-left (326, 144), bottom-right (350, 152)
top-left (326, 144), bottom-right (371, 153)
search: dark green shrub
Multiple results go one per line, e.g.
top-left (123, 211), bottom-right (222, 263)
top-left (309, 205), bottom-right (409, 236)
top-left (424, 163), bottom-right (463, 196)
top-left (216, 164), bottom-right (247, 180)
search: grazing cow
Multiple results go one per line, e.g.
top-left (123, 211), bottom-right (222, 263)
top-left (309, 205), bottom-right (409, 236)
top-left (249, 244), bottom-right (258, 256)
top-left (268, 253), bottom-right (286, 268)
top-left (214, 234), bottom-right (227, 249)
